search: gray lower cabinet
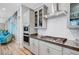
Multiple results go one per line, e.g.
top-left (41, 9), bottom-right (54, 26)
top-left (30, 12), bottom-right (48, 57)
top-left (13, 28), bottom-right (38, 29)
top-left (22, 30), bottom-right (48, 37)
top-left (63, 48), bottom-right (79, 55)
top-left (30, 38), bottom-right (79, 55)
top-left (30, 38), bottom-right (62, 55)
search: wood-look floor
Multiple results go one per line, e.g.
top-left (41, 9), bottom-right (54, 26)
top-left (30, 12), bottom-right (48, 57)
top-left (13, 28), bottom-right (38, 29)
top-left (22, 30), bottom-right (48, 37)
top-left (0, 40), bottom-right (32, 55)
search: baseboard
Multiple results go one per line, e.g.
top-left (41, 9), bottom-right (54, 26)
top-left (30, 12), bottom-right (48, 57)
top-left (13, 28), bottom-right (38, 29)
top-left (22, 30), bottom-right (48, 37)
top-left (24, 47), bottom-right (35, 55)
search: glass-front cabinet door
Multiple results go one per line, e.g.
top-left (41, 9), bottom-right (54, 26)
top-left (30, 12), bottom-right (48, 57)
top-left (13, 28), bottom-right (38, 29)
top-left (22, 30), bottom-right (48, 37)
top-left (35, 11), bottom-right (38, 27)
top-left (69, 3), bottom-right (79, 28)
top-left (39, 9), bottom-right (42, 27)
top-left (34, 5), bottom-right (48, 29)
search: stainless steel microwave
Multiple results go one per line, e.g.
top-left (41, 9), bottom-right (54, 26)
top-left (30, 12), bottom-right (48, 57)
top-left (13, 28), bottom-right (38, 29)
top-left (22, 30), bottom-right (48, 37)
top-left (24, 26), bottom-right (28, 31)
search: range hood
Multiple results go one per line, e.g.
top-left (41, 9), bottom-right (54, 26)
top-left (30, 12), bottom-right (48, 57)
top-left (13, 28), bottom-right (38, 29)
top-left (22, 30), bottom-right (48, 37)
top-left (44, 3), bottom-right (67, 19)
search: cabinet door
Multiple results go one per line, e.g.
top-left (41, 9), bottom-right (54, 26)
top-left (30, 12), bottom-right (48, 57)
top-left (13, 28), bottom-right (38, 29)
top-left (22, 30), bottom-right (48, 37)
top-left (63, 48), bottom-right (79, 55)
top-left (46, 47), bottom-right (62, 55)
top-left (63, 48), bottom-right (73, 55)
top-left (35, 11), bottom-right (38, 27)
top-left (38, 41), bottom-right (48, 55)
top-left (39, 9), bottom-right (43, 27)
top-left (30, 38), bottom-right (38, 55)
top-left (23, 9), bottom-right (29, 26)
top-left (30, 38), bottom-right (34, 52)
top-left (34, 5), bottom-right (47, 28)
top-left (45, 42), bottom-right (62, 55)
top-left (39, 41), bottom-right (62, 55)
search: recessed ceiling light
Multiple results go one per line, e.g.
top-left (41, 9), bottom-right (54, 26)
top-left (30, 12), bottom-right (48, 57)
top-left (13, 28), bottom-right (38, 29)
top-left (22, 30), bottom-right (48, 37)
top-left (2, 8), bottom-right (6, 11)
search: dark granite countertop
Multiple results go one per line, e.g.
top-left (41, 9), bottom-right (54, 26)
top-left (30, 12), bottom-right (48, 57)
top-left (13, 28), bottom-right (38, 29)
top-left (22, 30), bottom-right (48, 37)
top-left (30, 34), bottom-right (79, 52)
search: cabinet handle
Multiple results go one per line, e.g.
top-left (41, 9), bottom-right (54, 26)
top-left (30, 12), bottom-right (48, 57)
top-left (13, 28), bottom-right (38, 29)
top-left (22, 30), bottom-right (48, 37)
top-left (33, 43), bottom-right (35, 46)
top-left (32, 42), bottom-right (34, 46)
top-left (47, 48), bottom-right (50, 53)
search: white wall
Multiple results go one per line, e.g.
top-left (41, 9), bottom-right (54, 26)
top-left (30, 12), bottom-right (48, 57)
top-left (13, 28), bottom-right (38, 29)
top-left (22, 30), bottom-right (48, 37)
top-left (38, 15), bottom-right (76, 40)
top-left (38, 3), bottom-right (79, 40)
top-left (0, 17), bottom-right (7, 23)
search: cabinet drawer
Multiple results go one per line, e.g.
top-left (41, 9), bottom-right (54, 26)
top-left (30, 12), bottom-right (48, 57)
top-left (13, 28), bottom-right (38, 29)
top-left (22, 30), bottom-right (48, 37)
top-left (47, 47), bottom-right (62, 55)
top-left (40, 41), bottom-right (62, 51)
top-left (48, 43), bottom-right (62, 51)
top-left (63, 48), bottom-right (79, 55)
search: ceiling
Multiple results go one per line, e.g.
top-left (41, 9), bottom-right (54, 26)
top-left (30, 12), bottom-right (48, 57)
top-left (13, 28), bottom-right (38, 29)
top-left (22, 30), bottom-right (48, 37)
top-left (23, 3), bottom-right (44, 9)
top-left (23, 3), bottom-right (52, 12)
top-left (0, 3), bottom-right (18, 23)
top-left (0, 3), bottom-right (52, 23)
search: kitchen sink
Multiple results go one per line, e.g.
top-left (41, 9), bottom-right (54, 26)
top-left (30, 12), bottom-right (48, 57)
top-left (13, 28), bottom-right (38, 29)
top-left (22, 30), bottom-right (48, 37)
top-left (40, 36), bottom-right (67, 44)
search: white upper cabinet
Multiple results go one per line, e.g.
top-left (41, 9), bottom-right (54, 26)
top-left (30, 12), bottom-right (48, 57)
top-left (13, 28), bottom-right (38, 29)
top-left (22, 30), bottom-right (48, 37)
top-left (23, 10), bottom-right (30, 26)
top-left (22, 5), bottom-right (30, 26)
top-left (34, 5), bottom-right (48, 29)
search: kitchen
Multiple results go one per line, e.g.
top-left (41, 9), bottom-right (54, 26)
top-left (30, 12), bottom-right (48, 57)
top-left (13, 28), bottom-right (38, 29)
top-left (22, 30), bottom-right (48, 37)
top-left (20, 3), bottom-right (79, 55)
